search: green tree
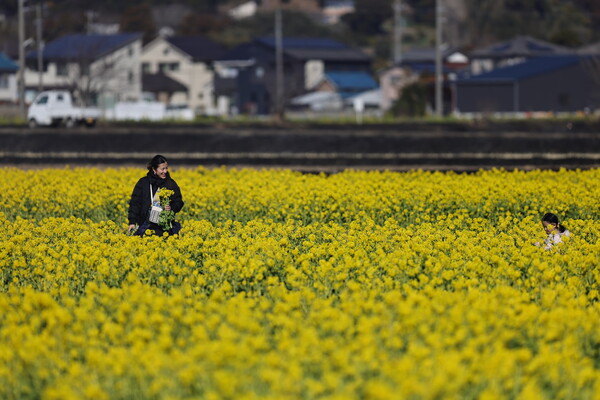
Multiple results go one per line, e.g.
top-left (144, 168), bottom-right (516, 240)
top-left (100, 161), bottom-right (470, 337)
top-left (389, 81), bottom-right (428, 117)
top-left (341, 0), bottom-right (392, 36)
top-left (462, 0), bottom-right (592, 47)
top-left (178, 12), bottom-right (229, 36)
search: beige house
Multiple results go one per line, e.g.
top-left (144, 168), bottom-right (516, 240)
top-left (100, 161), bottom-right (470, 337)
top-left (141, 35), bottom-right (225, 116)
top-left (24, 33), bottom-right (143, 107)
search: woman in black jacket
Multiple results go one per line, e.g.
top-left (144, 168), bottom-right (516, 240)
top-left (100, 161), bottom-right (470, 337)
top-left (128, 154), bottom-right (184, 236)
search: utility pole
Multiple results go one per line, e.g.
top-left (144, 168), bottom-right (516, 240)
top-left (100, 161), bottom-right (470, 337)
top-left (274, 6), bottom-right (284, 121)
top-left (86, 11), bottom-right (97, 34)
top-left (18, 0), bottom-right (26, 118)
top-left (36, 3), bottom-right (43, 94)
top-left (393, 0), bottom-right (402, 65)
top-left (434, 0), bottom-right (443, 117)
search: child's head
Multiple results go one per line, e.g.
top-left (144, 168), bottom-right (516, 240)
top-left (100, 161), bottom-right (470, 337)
top-left (541, 213), bottom-right (566, 233)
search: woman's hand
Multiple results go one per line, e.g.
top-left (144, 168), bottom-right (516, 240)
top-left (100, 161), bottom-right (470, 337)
top-left (128, 224), bottom-right (136, 233)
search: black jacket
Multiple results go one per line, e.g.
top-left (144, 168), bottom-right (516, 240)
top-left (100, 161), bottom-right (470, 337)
top-left (128, 171), bottom-right (184, 226)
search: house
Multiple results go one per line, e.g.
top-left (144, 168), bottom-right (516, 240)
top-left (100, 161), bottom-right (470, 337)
top-left (289, 71), bottom-right (378, 111)
top-left (455, 55), bottom-right (600, 115)
top-left (214, 37), bottom-right (372, 115)
top-left (379, 47), bottom-right (468, 112)
top-left (0, 52), bottom-right (18, 103)
top-left (225, 0), bottom-right (259, 20)
top-left (25, 33), bottom-right (143, 107)
top-left (578, 41), bottom-right (600, 55)
top-left (141, 35), bottom-right (226, 116)
top-left (468, 35), bottom-right (572, 76)
top-left (322, 0), bottom-right (355, 24)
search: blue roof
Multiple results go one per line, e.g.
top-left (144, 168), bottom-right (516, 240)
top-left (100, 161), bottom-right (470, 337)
top-left (326, 71), bottom-right (378, 93)
top-left (27, 33), bottom-right (141, 61)
top-left (470, 35), bottom-right (571, 59)
top-left (460, 55), bottom-right (582, 82)
top-left (0, 52), bottom-right (18, 72)
top-left (257, 37), bottom-right (347, 50)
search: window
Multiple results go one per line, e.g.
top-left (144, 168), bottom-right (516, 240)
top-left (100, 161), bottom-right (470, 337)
top-left (128, 46), bottom-right (134, 57)
top-left (128, 71), bottom-right (134, 84)
top-left (56, 94), bottom-right (64, 102)
top-left (159, 62), bottom-right (180, 72)
top-left (390, 74), bottom-right (402, 85)
top-left (142, 63), bottom-right (151, 73)
top-left (36, 95), bottom-right (49, 105)
top-left (0, 74), bottom-right (8, 89)
top-left (56, 62), bottom-right (68, 77)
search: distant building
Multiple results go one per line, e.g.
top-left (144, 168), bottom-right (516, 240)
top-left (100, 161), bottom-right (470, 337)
top-left (322, 0), bottom-right (355, 24)
top-left (468, 35), bottom-right (572, 76)
top-left (290, 71), bottom-right (379, 111)
top-left (379, 47), bottom-right (468, 112)
top-left (455, 55), bottom-right (600, 115)
top-left (313, 71), bottom-right (377, 98)
top-left (578, 41), bottom-right (600, 55)
top-left (0, 52), bottom-right (18, 103)
top-left (25, 33), bottom-right (143, 107)
top-left (141, 35), bottom-right (226, 115)
top-left (214, 37), bottom-right (372, 115)
top-left (226, 0), bottom-right (259, 20)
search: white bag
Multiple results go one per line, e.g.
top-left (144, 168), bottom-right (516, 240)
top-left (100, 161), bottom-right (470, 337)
top-left (148, 185), bottom-right (162, 223)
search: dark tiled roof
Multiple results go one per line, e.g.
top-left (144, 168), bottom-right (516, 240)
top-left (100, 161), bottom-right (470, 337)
top-left (166, 36), bottom-right (226, 62)
top-left (398, 47), bottom-right (461, 64)
top-left (26, 33), bottom-right (142, 61)
top-left (459, 55), bottom-right (582, 82)
top-left (217, 37), bottom-right (371, 63)
top-left (142, 73), bottom-right (187, 93)
top-left (257, 37), bottom-right (348, 49)
top-left (470, 36), bottom-right (572, 59)
top-left (404, 62), bottom-right (458, 75)
top-left (0, 52), bottom-right (18, 72)
top-left (285, 48), bottom-right (370, 62)
top-left (218, 42), bottom-right (256, 62)
top-left (258, 36), bottom-right (370, 61)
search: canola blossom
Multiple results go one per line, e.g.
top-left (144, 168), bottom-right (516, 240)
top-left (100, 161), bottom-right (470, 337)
top-left (0, 167), bottom-right (599, 399)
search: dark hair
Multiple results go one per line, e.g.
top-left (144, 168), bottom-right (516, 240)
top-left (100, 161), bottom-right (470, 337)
top-left (147, 154), bottom-right (168, 172)
top-left (542, 212), bottom-right (567, 233)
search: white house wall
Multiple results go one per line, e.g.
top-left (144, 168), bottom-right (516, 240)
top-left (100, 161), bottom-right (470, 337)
top-left (0, 73), bottom-right (17, 102)
top-left (141, 37), bottom-right (217, 115)
top-left (92, 41), bottom-right (142, 103)
top-left (23, 39), bottom-right (142, 105)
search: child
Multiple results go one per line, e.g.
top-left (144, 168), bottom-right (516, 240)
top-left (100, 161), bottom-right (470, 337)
top-left (536, 212), bottom-right (570, 250)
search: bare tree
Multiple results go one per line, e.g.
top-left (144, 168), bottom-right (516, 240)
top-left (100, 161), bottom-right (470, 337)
top-left (59, 39), bottom-right (137, 107)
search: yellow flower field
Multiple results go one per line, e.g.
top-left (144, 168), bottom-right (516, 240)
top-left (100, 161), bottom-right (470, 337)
top-left (0, 167), bottom-right (599, 399)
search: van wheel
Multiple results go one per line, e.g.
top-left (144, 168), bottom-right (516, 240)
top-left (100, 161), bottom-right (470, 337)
top-left (28, 119), bottom-right (38, 128)
top-left (84, 119), bottom-right (96, 128)
top-left (64, 118), bottom-right (75, 128)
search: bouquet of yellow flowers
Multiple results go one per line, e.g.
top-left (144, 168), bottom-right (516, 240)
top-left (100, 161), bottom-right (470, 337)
top-left (157, 189), bottom-right (175, 231)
